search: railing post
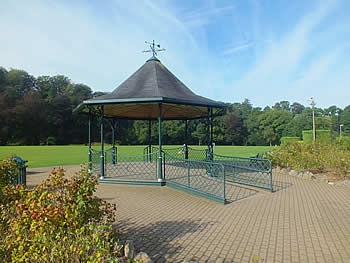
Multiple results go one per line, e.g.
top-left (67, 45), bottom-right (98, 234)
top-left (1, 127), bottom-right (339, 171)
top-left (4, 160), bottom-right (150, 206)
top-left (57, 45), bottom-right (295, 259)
top-left (157, 104), bottom-right (164, 182)
top-left (148, 120), bottom-right (152, 163)
top-left (100, 106), bottom-right (105, 179)
top-left (149, 144), bottom-right (152, 162)
top-left (11, 156), bottom-right (27, 186)
top-left (88, 109), bottom-right (92, 171)
top-left (187, 160), bottom-right (190, 188)
top-left (162, 151), bottom-right (166, 180)
top-left (112, 146), bottom-right (116, 165)
top-left (223, 164), bottom-right (226, 203)
top-left (269, 160), bottom-right (273, 192)
top-left (111, 120), bottom-right (116, 165)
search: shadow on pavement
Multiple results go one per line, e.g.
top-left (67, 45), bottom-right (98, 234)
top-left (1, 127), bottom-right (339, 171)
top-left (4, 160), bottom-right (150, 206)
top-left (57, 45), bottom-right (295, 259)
top-left (272, 180), bottom-right (293, 192)
top-left (116, 218), bottom-right (215, 262)
top-left (225, 182), bottom-right (259, 203)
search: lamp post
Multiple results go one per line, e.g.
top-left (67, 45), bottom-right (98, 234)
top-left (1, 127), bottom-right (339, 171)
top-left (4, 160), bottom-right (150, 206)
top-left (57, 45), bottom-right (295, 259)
top-left (340, 124), bottom-right (344, 137)
top-left (309, 97), bottom-right (316, 142)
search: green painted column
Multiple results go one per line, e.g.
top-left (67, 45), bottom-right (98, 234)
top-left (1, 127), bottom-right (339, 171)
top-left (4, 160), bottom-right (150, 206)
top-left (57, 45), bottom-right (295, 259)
top-left (100, 106), bottom-right (105, 179)
top-left (148, 120), bottom-right (152, 162)
top-left (207, 107), bottom-right (212, 160)
top-left (210, 107), bottom-right (214, 155)
top-left (88, 110), bottom-right (92, 171)
top-left (111, 120), bottom-right (116, 165)
top-left (157, 103), bottom-right (163, 182)
top-left (184, 120), bottom-right (188, 159)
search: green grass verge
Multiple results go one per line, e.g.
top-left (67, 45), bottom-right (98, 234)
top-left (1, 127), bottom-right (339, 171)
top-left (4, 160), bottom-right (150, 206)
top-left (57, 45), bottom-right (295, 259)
top-left (0, 145), bottom-right (274, 168)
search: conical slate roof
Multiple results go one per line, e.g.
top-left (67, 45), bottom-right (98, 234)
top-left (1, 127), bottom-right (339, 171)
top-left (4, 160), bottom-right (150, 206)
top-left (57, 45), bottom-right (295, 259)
top-left (75, 57), bottom-right (225, 120)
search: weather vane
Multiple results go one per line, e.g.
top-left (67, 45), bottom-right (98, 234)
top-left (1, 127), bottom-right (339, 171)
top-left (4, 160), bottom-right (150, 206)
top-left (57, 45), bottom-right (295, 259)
top-left (142, 40), bottom-right (165, 57)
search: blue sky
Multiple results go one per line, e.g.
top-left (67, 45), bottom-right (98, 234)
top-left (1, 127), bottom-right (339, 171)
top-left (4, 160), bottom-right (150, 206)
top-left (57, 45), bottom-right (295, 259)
top-left (1, 0), bottom-right (349, 109)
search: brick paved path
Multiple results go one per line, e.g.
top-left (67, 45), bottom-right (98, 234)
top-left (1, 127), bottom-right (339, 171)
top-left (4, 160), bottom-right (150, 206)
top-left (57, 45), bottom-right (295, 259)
top-left (27, 167), bottom-right (350, 262)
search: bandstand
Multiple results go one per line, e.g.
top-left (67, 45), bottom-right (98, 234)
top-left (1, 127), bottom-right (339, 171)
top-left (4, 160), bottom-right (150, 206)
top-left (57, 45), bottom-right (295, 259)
top-left (74, 42), bottom-right (272, 203)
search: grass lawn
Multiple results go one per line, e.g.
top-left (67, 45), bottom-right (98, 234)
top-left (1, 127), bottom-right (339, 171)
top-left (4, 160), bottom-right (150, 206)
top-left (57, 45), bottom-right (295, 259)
top-left (0, 145), bottom-right (274, 168)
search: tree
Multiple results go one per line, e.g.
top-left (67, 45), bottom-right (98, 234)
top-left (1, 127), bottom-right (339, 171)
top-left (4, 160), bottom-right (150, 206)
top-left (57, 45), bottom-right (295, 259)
top-left (212, 116), bottom-right (225, 145)
top-left (13, 91), bottom-right (45, 145)
top-left (316, 115), bottom-right (332, 130)
top-left (290, 102), bottom-right (305, 115)
top-left (284, 111), bottom-right (312, 138)
top-left (259, 110), bottom-right (293, 145)
top-left (224, 113), bottom-right (243, 145)
top-left (240, 99), bottom-right (253, 119)
top-left (0, 67), bottom-right (8, 92)
top-left (273, 101), bottom-right (290, 111)
top-left (6, 69), bottom-right (36, 98)
top-left (47, 95), bottom-right (73, 144)
top-left (0, 92), bottom-right (11, 144)
top-left (36, 75), bottom-right (70, 101)
top-left (192, 122), bottom-right (208, 145)
top-left (163, 121), bottom-right (185, 144)
top-left (64, 83), bottom-right (92, 106)
top-left (243, 107), bottom-right (262, 145)
top-left (340, 105), bottom-right (350, 136)
top-left (279, 101), bottom-right (291, 111)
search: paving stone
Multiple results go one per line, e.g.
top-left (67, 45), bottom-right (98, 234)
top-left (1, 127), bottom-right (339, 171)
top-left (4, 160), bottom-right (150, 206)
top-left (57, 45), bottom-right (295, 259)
top-left (27, 166), bottom-right (350, 263)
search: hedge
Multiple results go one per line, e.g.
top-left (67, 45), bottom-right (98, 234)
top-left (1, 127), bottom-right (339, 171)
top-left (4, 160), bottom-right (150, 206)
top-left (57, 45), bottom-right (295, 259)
top-left (280, 137), bottom-right (301, 145)
top-left (302, 130), bottom-right (331, 144)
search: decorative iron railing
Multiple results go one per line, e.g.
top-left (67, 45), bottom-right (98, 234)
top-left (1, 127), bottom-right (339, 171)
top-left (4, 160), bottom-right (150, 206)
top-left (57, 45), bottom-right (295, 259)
top-left (144, 145), bottom-right (209, 161)
top-left (89, 148), bottom-right (101, 171)
top-left (212, 153), bottom-right (273, 191)
top-left (90, 146), bottom-right (272, 202)
top-left (163, 152), bottom-right (226, 203)
top-left (91, 148), bottom-right (158, 181)
top-left (1, 156), bottom-right (27, 186)
top-left (100, 149), bottom-right (158, 181)
top-left (187, 146), bottom-right (210, 161)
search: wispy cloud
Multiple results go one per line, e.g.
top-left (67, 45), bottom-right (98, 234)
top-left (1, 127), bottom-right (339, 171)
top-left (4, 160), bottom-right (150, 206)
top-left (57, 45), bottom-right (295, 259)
top-left (230, 0), bottom-right (349, 107)
top-left (0, 0), bottom-right (201, 91)
top-left (180, 4), bottom-right (235, 28)
top-left (0, 0), bottom-right (349, 109)
top-left (223, 42), bottom-right (254, 55)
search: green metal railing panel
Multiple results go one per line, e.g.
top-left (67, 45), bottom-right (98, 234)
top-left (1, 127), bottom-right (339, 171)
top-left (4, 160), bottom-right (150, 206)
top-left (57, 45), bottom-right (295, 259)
top-left (89, 146), bottom-right (272, 203)
top-left (163, 152), bottom-right (226, 203)
top-left (5, 156), bottom-right (27, 186)
top-left (187, 147), bottom-right (209, 161)
top-left (147, 146), bottom-right (209, 161)
top-left (92, 148), bottom-right (159, 181)
top-left (212, 153), bottom-right (273, 191)
top-left (90, 149), bottom-right (102, 171)
top-left (143, 146), bottom-right (185, 162)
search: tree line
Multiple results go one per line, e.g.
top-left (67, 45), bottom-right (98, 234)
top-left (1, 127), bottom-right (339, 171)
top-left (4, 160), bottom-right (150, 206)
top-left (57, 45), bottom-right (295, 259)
top-left (0, 66), bottom-right (349, 146)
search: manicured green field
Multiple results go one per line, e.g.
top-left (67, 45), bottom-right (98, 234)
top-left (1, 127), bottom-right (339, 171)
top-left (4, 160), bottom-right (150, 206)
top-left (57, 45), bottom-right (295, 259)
top-left (0, 145), bottom-right (274, 168)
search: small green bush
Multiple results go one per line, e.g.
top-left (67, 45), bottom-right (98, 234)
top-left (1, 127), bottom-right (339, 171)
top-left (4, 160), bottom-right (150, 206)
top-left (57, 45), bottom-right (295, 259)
top-left (0, 157), bottom-right (18, 187)
top-left (336, 136), bottom-right (350, 151)
top-left (316, 130), bottom-right (332, 144)
top-left (302, 130), bottom-right (313, 144)
top-left (0, 165), bottom-right (120, 263)
top-left (302, 130), bottom-right (332, 144)
top-left (280, 137), bottom-right (300, 145)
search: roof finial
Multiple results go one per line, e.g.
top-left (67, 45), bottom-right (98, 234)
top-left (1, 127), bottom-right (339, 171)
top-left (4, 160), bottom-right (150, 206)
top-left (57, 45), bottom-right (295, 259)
top-left (142, 40), bottom-right (165, 58)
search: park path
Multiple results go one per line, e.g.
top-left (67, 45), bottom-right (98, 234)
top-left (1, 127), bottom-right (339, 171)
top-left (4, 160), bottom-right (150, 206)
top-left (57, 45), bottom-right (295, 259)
top-left (27, 166), bottom-right (350, 263)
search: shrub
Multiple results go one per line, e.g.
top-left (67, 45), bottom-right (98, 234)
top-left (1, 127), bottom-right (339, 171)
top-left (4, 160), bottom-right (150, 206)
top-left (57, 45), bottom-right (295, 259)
top-left (336, 136), bottom-right (350, 151)
top-left (268, 141), bottom-right (350, 177)
top-left (316, 130), bottom-right (332, 144)
top-left (0, 157), bottom-right (18, 187)
top-left (302, 129), bottom-right (332, 144)
top-left (0, 165), bottom-right (120, 263)
top-left (280, 137), bottom-right (300, 145)
top-left (302, 130), bottom-right (313, 144)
